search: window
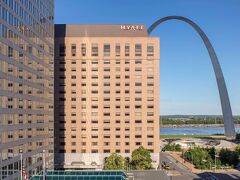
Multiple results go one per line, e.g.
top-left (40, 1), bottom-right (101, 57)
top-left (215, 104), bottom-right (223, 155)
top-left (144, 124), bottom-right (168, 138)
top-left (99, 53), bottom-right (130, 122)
top-left (135, 97), bottom-right (142, 101)
top-left (104, 68), bottom-right (110, 72)
top-left (92, 67), bottom-right (98, 72)
top-left (115, 43), bottom-right (120, 56)
top-left (71, 60), bottom-right (76, 64)
top-left (71, 44), bottom-right (76, 56)
top-left (92, 44), bottom-right (98, 56)
top-left (125, 43), bottom-right (130, 56)
top-left (82, 60), bottom-right (86, 64)
top-left (147, 59), bottom-right (153, 65)
top-left (104, 82), bottom-right (110, 86)
top-left (92, 90), bottom-right (98, 94)
top-left (115, 60), bottom-right (120, 64)
top-left (147, 67), bottom-right (153, 73)
top-left (27, 45), bottom-right (32, 54)
top-left (104, 60), bottom-right (110, 64)
top-left (104, 75), bottom-right (110, 79)
top-left (148, 142), bottom-right (153, 146)
top-left (92, 60), bottom-right (98, 64)
top-left (147, 82), bottom-right (154, 86)
top-left (59, 44), bottom-right (66, 56)
top-left (81, 44), bottom-right (86, 56)
top-left (8, 46), bottom-right (13, 57)
top-left (104, 44), bottom-right (110, 56)
top-left (147, 43), bottom-right (154, 56)
top-left (135, 59), bottom-right (141, 64)
top-left (92, 82), bottom-right (98, 86)
top-left (135, 135), bottom-right (142, 138)
top-left (147, 75), bottom-right (154, 79)
top-left (135, 44), bottom-right (142, 56)
top-left (19, 44), bottom-right (23, 57)
top-left (147, 90), bottom-right (154, 94)
top-left (135, 67), bottom-right (142, 72)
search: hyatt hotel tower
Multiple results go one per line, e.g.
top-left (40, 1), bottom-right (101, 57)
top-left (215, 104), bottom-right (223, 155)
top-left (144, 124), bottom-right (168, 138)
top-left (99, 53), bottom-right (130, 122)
top-left (54, 24), bottom-right (160, 169)
top-left (0, 0), bottom-right (54, 179)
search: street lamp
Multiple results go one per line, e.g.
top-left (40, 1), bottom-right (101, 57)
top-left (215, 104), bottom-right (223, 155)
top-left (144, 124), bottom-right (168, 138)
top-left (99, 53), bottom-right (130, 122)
top-left (214, 154), bottom-right (219, 172)
top-left (187, 151), bottom-right (194, 172)
top-left (202, 159), bottom-right (212, 171)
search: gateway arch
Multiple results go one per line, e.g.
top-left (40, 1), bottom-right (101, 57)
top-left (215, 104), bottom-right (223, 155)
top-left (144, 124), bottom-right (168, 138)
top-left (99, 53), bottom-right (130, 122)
top-left (148, 16), bottom-right (236, 138)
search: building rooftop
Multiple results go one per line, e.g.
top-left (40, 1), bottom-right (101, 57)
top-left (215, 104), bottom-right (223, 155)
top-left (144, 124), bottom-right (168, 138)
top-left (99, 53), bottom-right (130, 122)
top-left (55, 24), bottom-right (148, 37)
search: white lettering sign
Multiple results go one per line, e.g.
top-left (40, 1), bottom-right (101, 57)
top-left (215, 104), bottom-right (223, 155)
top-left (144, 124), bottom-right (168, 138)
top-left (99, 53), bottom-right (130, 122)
top-left (120, 25), bottom-right (144, 31)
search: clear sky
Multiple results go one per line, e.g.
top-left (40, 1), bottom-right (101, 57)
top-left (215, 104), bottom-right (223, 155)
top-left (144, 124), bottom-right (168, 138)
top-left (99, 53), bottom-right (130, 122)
top-left (55, 0), bottom-right (240, 115)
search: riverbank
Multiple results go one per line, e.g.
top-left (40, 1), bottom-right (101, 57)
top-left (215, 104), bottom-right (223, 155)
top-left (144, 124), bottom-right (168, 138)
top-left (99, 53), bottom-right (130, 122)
top-left (161, 124), bottom-right (240, 128)
top-left (160, 134), bottom-right (224, 139)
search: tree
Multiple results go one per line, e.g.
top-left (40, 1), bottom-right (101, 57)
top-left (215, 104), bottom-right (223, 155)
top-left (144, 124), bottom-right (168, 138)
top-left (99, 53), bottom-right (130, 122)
top-left (162, 144), bottom-right (182, 152)
top-left (236, 133), bottom-right (240, 140)
top-left (130, 146), bottom-right (153, 170)
top-left (103, 153), bottom-right (125, 170)
top-left (235, 145), bottom-right (240, 154)
top-left (219, 148), bottom-right (239, 167)
top-left (207, 147), bottom-right (217, 160)
top-left (184, 147), bottom-right (213, 169)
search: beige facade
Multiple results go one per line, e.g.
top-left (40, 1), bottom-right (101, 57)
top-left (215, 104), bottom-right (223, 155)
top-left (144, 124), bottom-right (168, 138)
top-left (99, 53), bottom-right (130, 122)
top-left (54, 24), bottom-right (160, 169)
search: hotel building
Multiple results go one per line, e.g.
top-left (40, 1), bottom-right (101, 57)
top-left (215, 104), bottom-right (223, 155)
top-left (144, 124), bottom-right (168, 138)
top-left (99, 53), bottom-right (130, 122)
top-left (54, 24), bottom-right (160, 169)
top-left (0, 0), bottom-right (54, 179)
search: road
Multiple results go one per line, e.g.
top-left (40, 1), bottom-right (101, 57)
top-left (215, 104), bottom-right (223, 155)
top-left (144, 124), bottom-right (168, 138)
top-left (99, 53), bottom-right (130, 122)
top-left (160, 152), bottom-right (199, 180)
top-left (160, 152), bottom-right (240, 180)
top-left (198, 171), bottom-right (240, 180)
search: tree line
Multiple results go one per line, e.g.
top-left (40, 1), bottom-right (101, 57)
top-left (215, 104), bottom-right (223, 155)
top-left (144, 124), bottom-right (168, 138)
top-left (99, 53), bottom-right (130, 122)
top-left (160, 117), bottom-right (240, 125)
top-left (163, 144), bottom-right (240, 169)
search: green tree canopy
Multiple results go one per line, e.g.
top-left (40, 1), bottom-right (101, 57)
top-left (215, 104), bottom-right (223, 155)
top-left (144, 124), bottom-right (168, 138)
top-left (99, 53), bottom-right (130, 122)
top-left (184, 147), bottom-right (213, 169)
top-left (103, 153), bottom-right (125, 170)
top-left (130, 146), bottom-right (153, 170)
top-left (219, 148), bottom-right (239, 167)
top-left (162, 144), bottom-right (182, 152)
top-left (235, 145), bottom-right (240, 154)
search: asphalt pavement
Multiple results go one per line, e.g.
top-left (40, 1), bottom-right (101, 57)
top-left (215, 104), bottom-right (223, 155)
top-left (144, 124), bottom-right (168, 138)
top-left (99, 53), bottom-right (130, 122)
top-left (160, 152), bottom-right (240, 180)
top-left (160, 152), bottom-right (200, 180)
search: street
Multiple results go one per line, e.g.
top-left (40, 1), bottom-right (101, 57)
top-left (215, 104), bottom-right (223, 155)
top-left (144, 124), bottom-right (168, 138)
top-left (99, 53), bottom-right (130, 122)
top-left (160, 152), bottom-right (240, 180)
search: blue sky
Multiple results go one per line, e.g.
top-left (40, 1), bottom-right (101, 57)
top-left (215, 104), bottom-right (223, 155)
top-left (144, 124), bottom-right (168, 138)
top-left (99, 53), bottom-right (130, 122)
top-left (55, 0), bottom-right (240, 115)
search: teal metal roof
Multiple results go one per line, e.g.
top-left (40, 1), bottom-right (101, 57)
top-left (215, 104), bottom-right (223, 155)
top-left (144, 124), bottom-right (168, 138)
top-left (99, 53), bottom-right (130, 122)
top-left (32, 171), bottom-right (127, 180)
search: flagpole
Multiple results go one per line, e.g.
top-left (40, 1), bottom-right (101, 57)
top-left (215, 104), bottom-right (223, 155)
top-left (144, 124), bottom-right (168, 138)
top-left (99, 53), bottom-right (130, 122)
top-left (1, 151), bottom-right (2, 179)
top-left (20, 149), bottom-right (23, 180)
top-left (43, 150), bottom-right (46, 180)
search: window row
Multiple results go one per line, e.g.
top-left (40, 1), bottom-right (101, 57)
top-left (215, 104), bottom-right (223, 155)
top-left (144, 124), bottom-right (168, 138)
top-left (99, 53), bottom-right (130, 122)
top-left (59, 43), bottom-right (154, 57)
top-left (59, 149), bottom-right (154, 153)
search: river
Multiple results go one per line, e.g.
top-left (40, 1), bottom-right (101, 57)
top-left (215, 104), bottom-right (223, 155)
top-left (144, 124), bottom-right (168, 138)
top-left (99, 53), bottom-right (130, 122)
top-left (160, 127), bottom-right (240, 135)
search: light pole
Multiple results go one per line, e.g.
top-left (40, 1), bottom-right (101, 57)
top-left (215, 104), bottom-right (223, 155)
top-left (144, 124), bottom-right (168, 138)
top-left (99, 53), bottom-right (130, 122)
top-left (191, 152), bottom-right (194, 172)
top-left (187, 151), bottom-right (194, 172)
top-left (214, 154), bottom-right (219, 172)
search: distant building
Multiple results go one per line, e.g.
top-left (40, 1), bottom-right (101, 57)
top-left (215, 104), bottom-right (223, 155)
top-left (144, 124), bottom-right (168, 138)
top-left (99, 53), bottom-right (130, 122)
top-left (0, 0), bottom-right (54, 179)
top-left (54, 24), bottom-right (160, 169)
